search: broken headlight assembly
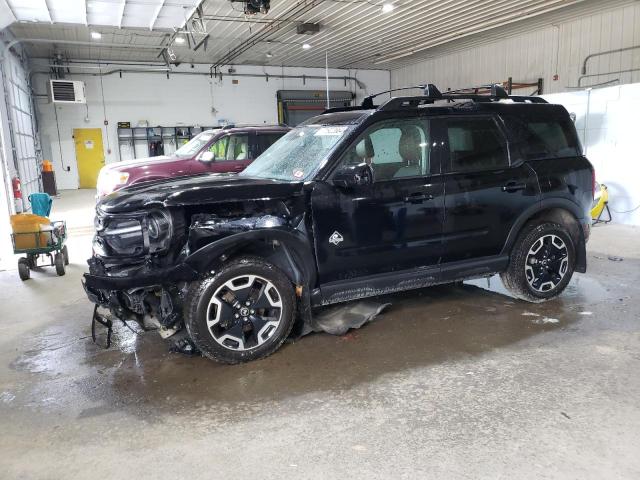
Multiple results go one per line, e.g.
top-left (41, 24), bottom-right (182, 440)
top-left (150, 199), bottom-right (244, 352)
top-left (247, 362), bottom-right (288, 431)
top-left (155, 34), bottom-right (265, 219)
top-left (93, 209), bottom-right (177, 258)
top-left (147, 209), bottom-right (173, 253)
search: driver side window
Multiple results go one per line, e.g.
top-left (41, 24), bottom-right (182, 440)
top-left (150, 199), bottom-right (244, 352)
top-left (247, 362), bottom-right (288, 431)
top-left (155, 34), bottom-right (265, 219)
top-left (207, 135), bottom-right (250, 161)
top-left (339, 118), bottom-right (430, 181)
top-left (208, 136), bottom-right (229, 159)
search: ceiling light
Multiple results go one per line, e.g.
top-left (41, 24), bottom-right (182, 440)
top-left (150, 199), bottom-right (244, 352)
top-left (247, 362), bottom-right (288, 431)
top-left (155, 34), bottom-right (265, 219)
top-left (174, 37), bottom-right (185, 45)
top-left (265, 52), bottom-right (274, 58)
top-left (302, 43), bottom-right (311, 50)
top-left (90, 31), bottom-right (102, 40)
top-left (381, 3), bottom-right (394, 13)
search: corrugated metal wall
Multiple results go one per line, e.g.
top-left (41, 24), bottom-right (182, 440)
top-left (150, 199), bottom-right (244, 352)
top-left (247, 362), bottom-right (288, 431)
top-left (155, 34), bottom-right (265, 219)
top-left (391, 1), bottom-right (640, 95)
top-left (0, 37), bottom-right (42, 212)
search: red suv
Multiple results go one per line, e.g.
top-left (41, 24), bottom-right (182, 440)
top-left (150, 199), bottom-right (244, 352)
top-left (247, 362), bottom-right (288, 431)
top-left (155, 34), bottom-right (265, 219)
top-left (96, 125), bottom-right (289, 197)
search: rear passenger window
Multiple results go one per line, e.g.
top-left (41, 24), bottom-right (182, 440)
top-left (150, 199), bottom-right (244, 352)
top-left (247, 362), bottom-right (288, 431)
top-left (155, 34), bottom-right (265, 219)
top-left (256, 133), bottom-right (285, 156)
top-left (520, 121), bottom-right (579, 160)
top-left (446, 117), bottom-right (508, 172)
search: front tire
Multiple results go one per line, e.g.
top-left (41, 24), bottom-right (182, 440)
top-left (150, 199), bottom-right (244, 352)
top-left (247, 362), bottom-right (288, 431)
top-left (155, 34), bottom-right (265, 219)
top-left (184, 256), bottom-right (296, 364)
top-left (501, 222), bottom-right (575, 302)
top-left (18, 258), bottom-right (30, 281)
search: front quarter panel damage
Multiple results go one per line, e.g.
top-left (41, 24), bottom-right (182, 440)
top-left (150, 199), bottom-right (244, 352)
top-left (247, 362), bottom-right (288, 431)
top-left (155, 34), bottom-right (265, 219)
top-left (188, 213), bottom-right (287, 251)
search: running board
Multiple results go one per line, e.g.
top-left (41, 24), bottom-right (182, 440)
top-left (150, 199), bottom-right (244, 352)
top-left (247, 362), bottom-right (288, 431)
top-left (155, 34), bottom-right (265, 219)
top-left (312, 255), bottom-right (509, 306)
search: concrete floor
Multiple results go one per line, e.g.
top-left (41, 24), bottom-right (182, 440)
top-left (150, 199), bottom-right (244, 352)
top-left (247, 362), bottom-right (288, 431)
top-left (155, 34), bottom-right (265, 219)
top-left (1, 189), bottom-right (639, 479)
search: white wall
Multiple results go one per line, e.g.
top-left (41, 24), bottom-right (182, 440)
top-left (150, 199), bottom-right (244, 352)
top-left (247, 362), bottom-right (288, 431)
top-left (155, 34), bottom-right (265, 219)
top-left (543, 83), bottom-right (640, 226)
top-left (391, 1), bottom-right (640, 95)
top-left (32, 63), bottom-right (389, 190)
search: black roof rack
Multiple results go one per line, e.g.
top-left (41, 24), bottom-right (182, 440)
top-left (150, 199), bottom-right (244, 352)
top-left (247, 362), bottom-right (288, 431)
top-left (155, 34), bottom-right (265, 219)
top-left (322, 83), bottom-right (546, 115)
top-left (377, 83), bottom-right (547, 111)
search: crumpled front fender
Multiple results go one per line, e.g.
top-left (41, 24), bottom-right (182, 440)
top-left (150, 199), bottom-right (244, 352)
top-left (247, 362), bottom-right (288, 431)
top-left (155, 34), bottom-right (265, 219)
top-left (184, 227), bottom-right (316, 287)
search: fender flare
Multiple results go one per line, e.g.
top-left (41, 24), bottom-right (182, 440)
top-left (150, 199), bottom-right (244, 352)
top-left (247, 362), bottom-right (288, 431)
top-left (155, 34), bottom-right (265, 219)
top-left (501, 198), bottom-right (588, 273)
top-left (184, 228), bottom-right (317, 287)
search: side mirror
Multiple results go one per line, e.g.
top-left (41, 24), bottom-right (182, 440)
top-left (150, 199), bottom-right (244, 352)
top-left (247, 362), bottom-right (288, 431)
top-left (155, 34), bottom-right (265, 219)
top-left (198, 151), bottom-right (216, 162)
top-left (333, 163), bottom-right (374, 189)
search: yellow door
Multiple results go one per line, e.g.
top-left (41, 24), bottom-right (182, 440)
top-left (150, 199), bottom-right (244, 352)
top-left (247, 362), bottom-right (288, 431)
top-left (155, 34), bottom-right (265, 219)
top-left (74, 128), bottom-right (105, 189)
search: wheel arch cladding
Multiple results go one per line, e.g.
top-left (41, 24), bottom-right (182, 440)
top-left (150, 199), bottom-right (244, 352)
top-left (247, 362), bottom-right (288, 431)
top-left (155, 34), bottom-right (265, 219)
top-left (502, 199), bottom-right (587, 273)
top-left (184, 229), bottom-right (317, 287)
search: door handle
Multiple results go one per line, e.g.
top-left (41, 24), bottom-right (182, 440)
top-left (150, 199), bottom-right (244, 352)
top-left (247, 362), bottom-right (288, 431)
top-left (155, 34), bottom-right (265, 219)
top-left (404, 192), bottom-right (434, 203)
top-left (502, 181), bottom-right (527, 193)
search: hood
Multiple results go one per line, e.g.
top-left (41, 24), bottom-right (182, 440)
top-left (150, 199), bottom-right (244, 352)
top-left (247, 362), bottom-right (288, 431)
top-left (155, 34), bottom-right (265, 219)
top-left (102, 155), bottom-right (177, 171)
top-left (98, 174), bottom-right (305, 213)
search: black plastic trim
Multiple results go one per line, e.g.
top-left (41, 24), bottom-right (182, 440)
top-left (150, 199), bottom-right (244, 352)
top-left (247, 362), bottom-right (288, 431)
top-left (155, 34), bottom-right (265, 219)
top-left (83, 263), bottom-right (198, 291)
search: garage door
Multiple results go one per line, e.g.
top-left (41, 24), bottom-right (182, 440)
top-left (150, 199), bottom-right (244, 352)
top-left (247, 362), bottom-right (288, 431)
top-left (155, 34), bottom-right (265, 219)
top-left (0, 52), bottom-right (42, 208)
top-left (277, 90), bottom-right (355, 126)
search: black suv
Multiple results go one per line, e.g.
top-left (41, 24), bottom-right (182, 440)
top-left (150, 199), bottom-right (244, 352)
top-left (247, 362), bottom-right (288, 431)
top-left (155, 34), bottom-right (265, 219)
top-left (84, 84), bottom-right (594, 364)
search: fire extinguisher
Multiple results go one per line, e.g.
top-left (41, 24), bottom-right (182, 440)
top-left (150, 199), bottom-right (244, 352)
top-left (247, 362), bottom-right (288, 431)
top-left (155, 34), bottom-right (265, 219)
top-left (12, 177), bottom-right (23, 213)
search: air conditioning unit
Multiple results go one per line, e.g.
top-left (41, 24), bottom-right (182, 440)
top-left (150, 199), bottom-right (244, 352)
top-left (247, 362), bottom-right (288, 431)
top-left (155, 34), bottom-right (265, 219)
top-left (50, 80), bottom-right (86, 104)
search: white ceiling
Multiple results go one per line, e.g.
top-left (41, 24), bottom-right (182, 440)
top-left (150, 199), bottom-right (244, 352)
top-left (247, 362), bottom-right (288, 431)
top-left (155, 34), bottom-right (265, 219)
top-left (2, 0), bottom-right (626, 70)
top-left (1, 0), bottom-right (201, 30)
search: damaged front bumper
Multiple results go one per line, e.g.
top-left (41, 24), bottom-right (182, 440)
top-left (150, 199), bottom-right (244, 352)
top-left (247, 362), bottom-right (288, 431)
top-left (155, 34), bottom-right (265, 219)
top-left (82, 258), bottom-right (201, 344)
top-left (83, 262), bottom-right (198, 295)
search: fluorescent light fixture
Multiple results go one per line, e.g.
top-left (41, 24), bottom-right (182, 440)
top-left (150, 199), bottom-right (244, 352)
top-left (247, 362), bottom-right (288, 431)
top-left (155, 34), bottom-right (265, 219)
top-left (174, 36), bottom-right (186, 44)
top-left (302, 43), bottom-right (311, 50)
top-left (90, 31), bottom-right (102, 40)
top-left (381, 3), bottom-right (394, 13)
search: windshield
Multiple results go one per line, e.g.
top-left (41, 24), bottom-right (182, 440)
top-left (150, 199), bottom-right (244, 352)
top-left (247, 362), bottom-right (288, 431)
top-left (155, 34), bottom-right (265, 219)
top-left (240, 125), bottom-right (352, 181)
top-left (174, 131), bottom-right (216, 158)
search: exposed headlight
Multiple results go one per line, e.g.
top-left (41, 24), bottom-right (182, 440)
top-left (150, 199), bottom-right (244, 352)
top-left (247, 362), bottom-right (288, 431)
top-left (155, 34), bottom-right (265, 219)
top-left (147, 210), bottom-right (172, 253)
top-left (97, 169), bottom-right (130, 197)
top-left (93, 209), bottom-right (175, 257)
top-left (100, 218), bottom-right (144, 257)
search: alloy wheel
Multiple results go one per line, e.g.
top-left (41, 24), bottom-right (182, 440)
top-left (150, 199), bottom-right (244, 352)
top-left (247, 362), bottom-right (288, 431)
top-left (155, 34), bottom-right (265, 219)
top-left (524, 234), bottom-right (569, 293)
top-left (206, 274), bottom-right (283, 351)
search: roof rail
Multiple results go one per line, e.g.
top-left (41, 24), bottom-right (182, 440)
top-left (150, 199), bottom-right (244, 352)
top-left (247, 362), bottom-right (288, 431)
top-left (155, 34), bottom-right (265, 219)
top-left (360, 85), bottom-right (429, 109)
top-left (377, 83), bottom-right (547, 111)
top-left (220, 123), bottom-right (289, 130)
top-left (321, 83), bottom-right (546, 115)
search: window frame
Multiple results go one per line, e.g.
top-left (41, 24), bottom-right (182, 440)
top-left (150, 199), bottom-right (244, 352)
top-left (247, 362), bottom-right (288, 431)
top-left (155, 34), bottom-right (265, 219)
top-left (438, 114), bottom-right (512, 175)
top-left (207, 133), bottom-right (252, 162)
top-left (331, 116), bottom-right (436, 183)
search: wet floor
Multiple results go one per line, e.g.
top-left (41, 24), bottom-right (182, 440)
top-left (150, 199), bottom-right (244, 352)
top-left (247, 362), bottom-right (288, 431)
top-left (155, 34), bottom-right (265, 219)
top-left (1, 196), bottom-right (639, 479)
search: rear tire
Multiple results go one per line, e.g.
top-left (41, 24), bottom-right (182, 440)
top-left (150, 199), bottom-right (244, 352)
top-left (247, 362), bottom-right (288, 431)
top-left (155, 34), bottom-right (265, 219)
top-left (62, 245), bottom-right (69, 265)
top-left (54, 253), bottom-right (66, 276)
top-left (184, 256), bottom-right (295, 364)
top-left (18, 258), bottom-right (30, 281)
top-left (500, 222), bottom-right (575, 302)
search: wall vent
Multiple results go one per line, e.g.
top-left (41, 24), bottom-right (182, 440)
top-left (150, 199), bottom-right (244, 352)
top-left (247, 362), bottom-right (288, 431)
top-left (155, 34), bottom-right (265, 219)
top-left (50, 80), bottom-right (86, 104)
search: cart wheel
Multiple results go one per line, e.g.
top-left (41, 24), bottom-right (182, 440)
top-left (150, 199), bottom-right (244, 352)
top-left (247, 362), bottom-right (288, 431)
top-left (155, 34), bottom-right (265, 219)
top-left (27, 253), bottom-right (37, 269)
top-left (18, 258), bottom-right (30, 281)
top-left (54, 253), bottom-right (66, 276)
top-left (62, 245), bottom-right (69, 265)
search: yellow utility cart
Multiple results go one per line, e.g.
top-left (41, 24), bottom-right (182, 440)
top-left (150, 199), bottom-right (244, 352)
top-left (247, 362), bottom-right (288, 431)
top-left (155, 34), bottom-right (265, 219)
top-left (10, 214), bottom-right (69, 281)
